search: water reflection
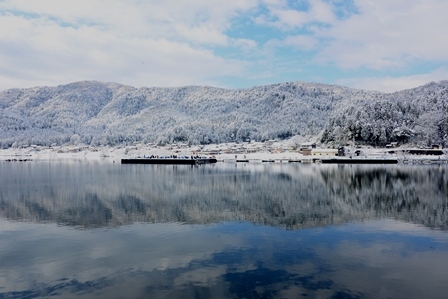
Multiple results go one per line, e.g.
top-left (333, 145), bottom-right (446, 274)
top-left (1, 162), bottom-right (447, 230)
top-left (2, 219), bottom-right (448, 298)
top-left (0, 162), bottom-right (448, 298)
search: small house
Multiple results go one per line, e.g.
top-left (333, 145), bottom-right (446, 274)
top-left (312, 149), bottom-right (338, 156)
top-left (300, 148), bottom-right (312, 156)
top-left (301, 142), bottom-right (317, 149)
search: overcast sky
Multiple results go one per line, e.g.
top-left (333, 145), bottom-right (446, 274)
top-left (1, 0), bottom-right (447, 92)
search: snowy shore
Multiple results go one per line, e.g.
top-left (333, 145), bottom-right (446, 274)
top-left (0, 145), bottom-right (447, 164)
top-left (0, 145), bottom-right (305, 162)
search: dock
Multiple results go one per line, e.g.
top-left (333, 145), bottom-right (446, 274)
top-left (121, 158), bottom-right (218, 165)
top-left (320, 158), bottom-right (398, 164)
top-left (220, 158), bottom-right (400, 164)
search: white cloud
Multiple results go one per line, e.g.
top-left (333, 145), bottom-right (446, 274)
top-left (230, 38), bottom-right (258, 51)
top-left (0, 12), bottom-right (247, 90)
top-left (315, 0), bottom-right (448, 69)
top-left (0, 0), bottom-right (446, 91)
top-left (270, 9), bottom-right (310, 29)
top-left (255, 0), bottom-right (335, 30)
top-left (0, 0), bottom-right (258, 31)
top-left (174, 24), bottom-right (229, 46)
top-left (255, 0), bottom-right (448, 91)
top-left (283, 34), bottom-right (318, 50)
top-left (308, 0), bottom-right (336, 24)
top-left (337, 68), bottom-right (448, 92)
top-left (0, 0), bottom-right (259, 90)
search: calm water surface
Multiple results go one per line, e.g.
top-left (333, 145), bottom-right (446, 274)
top-left (1, 161), bottom-right (448, 298)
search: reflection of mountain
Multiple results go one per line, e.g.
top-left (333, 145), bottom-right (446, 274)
top-left (1, 162), bottom-right (447, 230)
top-left (321, 166), bottom-right (448, 230)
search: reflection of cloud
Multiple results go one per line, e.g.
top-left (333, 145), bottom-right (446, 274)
top-left (319, 237), bottom-right (448, 299)
top-left (2, 163), bottom-right (448, 298)
top-left (2, 218), bottom-right (448, 298)
top-left (0, 221), bottom-right (244, 294)
top-left (345, 219), bottom-right (448, 244)
top-left (173, 266), bottom-right (227, 287)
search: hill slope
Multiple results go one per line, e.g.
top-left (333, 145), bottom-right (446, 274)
top-left (0, 81), bottom-right (374, 147)
top-left (320, 81), bottom-right (448, 147)
top-left (0, 80), bottom-right (447, 148)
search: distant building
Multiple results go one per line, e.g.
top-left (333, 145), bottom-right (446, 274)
top-left (301, 142), bottom-right (317, 149)
top-left (202, 150), bottom-right (220, 155)
top-left (386, 142), bottom-right (399, 148)
top-left (312, 149), bottom-right (338, 156)
top-left (222, 147), bottom-right (232, 154)
top-left (246, 147), bottom-right (258, 153)
top-left (301, 148), bottom-right (312, 156)
top-left (408, 149), bottom-right (444, 155)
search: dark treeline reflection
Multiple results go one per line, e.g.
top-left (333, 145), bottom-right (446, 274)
top-left (1, 161), bottom-right (447, 229)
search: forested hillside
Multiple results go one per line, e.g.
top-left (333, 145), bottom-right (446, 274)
top-left (0, 81), bottom-right (367, 148)
top-left (0, 80), bottom-right (447, 148)
top-left (321, 81), bottom-right (448, 147)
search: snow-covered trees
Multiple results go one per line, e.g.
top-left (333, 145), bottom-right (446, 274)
top-left (321, 81), bottom-right (448, 147)
top-left (1, 80), bottom-right (447, 148)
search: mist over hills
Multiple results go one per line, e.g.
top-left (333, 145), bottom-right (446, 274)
top-left (0, 80), bottom-right (447, 148)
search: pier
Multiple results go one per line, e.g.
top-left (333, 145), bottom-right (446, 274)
top-left (320, 158), bottom-right (398, 164)
top-left (121, 158), bottom-right (218, 165)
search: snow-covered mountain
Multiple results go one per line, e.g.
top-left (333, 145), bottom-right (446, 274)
top-left (0, 80), bottom-right (447, 148)
top-left (321, 81), bottom-right (448, 147)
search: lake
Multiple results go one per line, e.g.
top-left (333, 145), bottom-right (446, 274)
top-left (1, 161), bottom-right (447, 298)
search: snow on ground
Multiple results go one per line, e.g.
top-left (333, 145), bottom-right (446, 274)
top-left (0, 144), bottom-right (447, 163)
top-left (0, 145), bottom-right (303, 162)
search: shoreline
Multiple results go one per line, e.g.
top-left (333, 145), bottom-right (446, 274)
top-left (0, 146), bottom-right (447, 164)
